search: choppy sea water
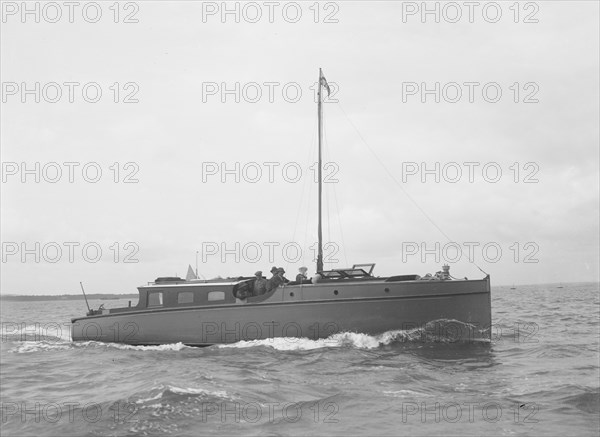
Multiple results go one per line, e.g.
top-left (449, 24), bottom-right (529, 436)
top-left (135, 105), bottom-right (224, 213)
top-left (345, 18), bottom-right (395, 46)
top-left (1, 283), bottom-right (598, 437)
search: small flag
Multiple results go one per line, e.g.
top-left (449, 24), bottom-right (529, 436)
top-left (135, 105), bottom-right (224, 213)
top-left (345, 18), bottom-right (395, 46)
top-left (186, 265), bottom-right (197, 281)
top-left (320, 70), bottom-right (331, 97)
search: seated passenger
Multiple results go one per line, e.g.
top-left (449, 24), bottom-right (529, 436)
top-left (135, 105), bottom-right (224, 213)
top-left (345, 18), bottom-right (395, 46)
top-left (296, 266), bottom-right (309, 283)
top-left (277, 267), bottom-right (290, 284)
top-left (266, 266), bottom-right (282, 292)
top-left (253, 271), bottom-right (268, 295)
top-left (236, 282), bottom-right (250, 299)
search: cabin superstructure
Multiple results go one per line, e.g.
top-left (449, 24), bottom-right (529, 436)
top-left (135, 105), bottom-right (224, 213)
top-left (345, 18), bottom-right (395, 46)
top-left (86, 263), bottom-right (425, 317)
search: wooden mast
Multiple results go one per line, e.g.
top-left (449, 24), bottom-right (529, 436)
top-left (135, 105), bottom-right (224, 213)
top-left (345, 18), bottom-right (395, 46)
top-left (317, 68), bottom-right (324, 273)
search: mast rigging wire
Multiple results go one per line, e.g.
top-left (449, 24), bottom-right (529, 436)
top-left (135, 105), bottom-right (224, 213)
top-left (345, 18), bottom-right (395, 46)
top-left (334, 102), bottom-right (489, 277)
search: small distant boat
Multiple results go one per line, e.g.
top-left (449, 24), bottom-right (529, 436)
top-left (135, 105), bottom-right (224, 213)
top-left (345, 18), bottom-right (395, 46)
top-left (71, 69), bottom-right (492, 346)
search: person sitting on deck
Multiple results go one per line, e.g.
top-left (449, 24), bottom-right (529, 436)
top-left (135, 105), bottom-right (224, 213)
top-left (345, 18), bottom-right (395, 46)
top-left (266, 266), bottom-right (282, 292)
top-left (277, 268), bottom-right (290, 284)
top-left (235, 282), bottom-right (251, 299)
top-left (253, 271), bottom-right (268, 295)
top-left (296, 266), bottom-right (309, 283)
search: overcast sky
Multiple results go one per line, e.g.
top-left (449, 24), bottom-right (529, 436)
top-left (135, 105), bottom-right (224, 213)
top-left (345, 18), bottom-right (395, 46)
top-left (1, 0), bottom-right (598, 295)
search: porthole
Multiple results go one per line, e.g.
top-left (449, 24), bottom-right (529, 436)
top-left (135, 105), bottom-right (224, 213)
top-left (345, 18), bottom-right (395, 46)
top-left (384, 288), bottom-right (390, 293)
top-left (290, 292), bottom-right (295, 297)
top-left (334, 290), bottom-right (338, 295)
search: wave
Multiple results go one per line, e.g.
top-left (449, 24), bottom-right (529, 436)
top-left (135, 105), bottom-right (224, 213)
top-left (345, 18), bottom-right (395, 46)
top-left (7, 320), bottom-right (485, 353)
top-left (217, 331), bottom-right (408, 351)
top-left (100, 342), bottom-right (190, 352)
top-left (8, 339), bottom-right (191, 354)
top-left (131, 383), bottom-right (233, 405)
top-left (8, 340), bottom-right (74, 353)
top-left (218, 320), bottom-right (486, 351)
top-left (559, 387), bottom-right (600, 415)
top-left (383, 389), bottom-right (431, 397)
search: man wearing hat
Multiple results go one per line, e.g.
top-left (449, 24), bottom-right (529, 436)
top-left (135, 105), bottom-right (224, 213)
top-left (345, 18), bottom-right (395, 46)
top-left (296, 266), bottom-right (309, 283)
top-left (277, 267), bottom-right (290, 284)
top-left (253, 270), bottom-right (267, 295)
top-left (266, 266), bottom-right (282, 292)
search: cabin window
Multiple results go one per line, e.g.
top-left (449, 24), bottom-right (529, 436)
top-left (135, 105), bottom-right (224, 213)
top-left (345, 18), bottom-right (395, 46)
top-left (207, 291), bottom-right (225, 301)
top-left (148, 291), bottom-right (163, 306)
top-left (178, 291), bottom-right (194, 304)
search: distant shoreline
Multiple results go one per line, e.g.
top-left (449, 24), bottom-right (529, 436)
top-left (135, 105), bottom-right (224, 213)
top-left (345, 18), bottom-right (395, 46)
top-left (0, 294), bottom-right (139, 301)
top-left (1, 282), bottom-right (597, 301)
